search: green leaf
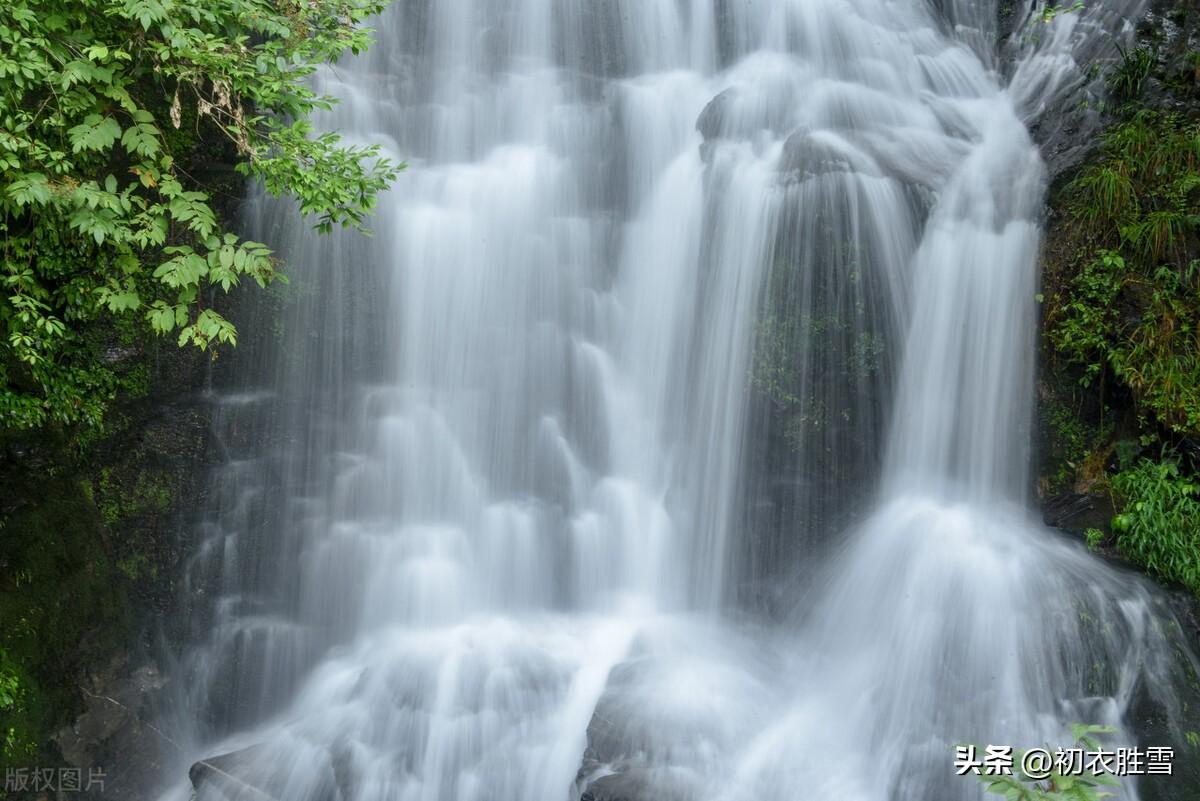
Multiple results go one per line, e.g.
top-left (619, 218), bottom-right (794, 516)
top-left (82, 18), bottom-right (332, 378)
top-left (153, 252), bottom-right (208, 288)
top-left (6, 173), bottom-right (51, 207)
top-left (67, 115), bottom-right (122, 154)
top-left (99, 289), bottom-right (141, 312)
top-left (125, 0), bottom-right (167, 29)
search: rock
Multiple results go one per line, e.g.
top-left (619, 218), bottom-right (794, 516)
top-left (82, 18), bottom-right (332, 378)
top-left (189, 743), bottom-right (344, 801)
top-left (100, 344), bottom-right (142, 365)
top-left (1041, 492), bottom-right (1114, 534)
top-left (580, 768), bottom-right (695, 801)
top-left (54, 661), bottom-right (175, 801)
top-left (777, 129), bottom-right (856, 180)
top-left (1127, 585), bottom-right (1200, 801)
top-left (190, 747), bottom-right (281, 801)
top-left (694, 83), bottom-right (800, 162)
top-left (695, 88), bottom-right (738, 142)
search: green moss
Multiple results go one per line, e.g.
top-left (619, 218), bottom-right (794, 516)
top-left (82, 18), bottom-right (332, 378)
top-left (1039, 390), bottom-right (1109, 495)
top-left (92, 462), bottom-right (174, 527)
top-left (0, 472), bottom-right (128, 771)
top-left (0, 650), bottom-right (36, 761)
top-left (116, 552), bottom-right (154, 581)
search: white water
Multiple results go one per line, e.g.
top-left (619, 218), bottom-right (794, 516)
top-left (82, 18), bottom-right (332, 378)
top-left (158, 2), bottom-right (1194, 800)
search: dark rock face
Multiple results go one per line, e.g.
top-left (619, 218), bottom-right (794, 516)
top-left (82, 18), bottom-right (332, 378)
top-left (1136, 0), bottom-right (1200, 111)
top-left (0, 330), bottom-right (218, 799)
top-left (1041, 492), bottom-right (1116, 534)
top-left (1025, 0), bottom-right (1200, 180)
top-left (53, 664), bottom-right (174, 801)
top-left (54, 388), bottom-right (218, 798)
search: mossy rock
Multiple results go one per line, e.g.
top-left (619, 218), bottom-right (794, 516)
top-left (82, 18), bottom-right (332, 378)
top-left (0, 470), bottom-right (128, 769)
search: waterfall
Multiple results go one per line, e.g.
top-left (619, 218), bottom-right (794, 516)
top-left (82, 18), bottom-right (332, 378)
top-left (157, 2), bottom-right (1195, 801)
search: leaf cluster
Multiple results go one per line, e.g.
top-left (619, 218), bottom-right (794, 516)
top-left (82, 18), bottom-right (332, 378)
top-left (0, 0), bottom-right (400, 432)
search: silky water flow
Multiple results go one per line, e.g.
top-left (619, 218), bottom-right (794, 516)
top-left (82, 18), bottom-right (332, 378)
top-left (156, 2), bottom-right (1196, 800)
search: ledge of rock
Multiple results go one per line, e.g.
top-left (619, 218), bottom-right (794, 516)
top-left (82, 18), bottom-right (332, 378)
top-left (188, 741), bottom-right (351, 801)
top-left (190, 747), bottom-right (280, 801)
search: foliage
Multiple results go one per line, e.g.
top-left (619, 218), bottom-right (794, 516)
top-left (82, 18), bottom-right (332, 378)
top-left (0, 467), bottom-right (128, 771)
top-left (974, 725), bottom-right (1121, 801)
top-left (1109, 456), bottom-right (1200, 594)
top-left (1108, 46), bottom-right (1155, 101)
top-left (1051, 110), bottom-right (1200, 434)
top-left (0, 0), bottom-right (400, 433)
top-left (1041, 36), bottom-right (1200, 604)
top-left (1051, 249), bottom-right (1125, 391)
top-left (0, 650), bottom-right (27, 759)
top-left (1040, 392), bottom-right (1109, 494)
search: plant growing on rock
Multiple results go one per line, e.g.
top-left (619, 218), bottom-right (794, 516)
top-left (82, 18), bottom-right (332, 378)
top-left (1039, 28), bottom-right (1200, 599)
top-left (1051, 110), bottom-right (1200, 434)
top-left (1110, 456), bottom-right (1200, 595)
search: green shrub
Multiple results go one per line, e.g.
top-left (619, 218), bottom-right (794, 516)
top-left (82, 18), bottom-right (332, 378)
top-left (1110, 457), bottom-right (1200, 594)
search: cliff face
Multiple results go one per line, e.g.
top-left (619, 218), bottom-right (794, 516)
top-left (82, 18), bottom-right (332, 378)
top-left (1033, 0), bottom-right (1200, 562)
top-left (1032, 4), bottom-right (1200, 796)
top-left (0, 316), bottom-right (219, 798)
top-left (0, 107), bottom-right (259, 794)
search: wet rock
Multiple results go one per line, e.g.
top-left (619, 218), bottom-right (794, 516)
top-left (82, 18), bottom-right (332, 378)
top-left (580, 768), bottom-right (696, 801)
top-left (189, 743), bottom-right (344, 801)
top-left (1042, 492), bottom-right (1114, 534)
top-left (1127, 584), bottom-right (1200, 801)
top-left (54, 661), bottom-right (174, 801)
top-left (695, 88), bottom-right (738, 142)
top-left (100, 344), bottom-right (142, 365)
top-left (695, 82), bottom-right (799, 162)
top-left (190, 747), bottom-right (280, 801)
top-left (777, 129), bottom-right (856, 180)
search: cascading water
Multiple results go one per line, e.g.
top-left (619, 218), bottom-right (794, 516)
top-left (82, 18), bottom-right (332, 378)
top-left (155, 1), bottom-right (1197, 800)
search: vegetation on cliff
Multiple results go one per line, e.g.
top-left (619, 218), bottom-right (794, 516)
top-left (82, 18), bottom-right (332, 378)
top-left (0, 0), bottom-right (397, 776)
top-left (1041, 30), bottom-right (1200, 596)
